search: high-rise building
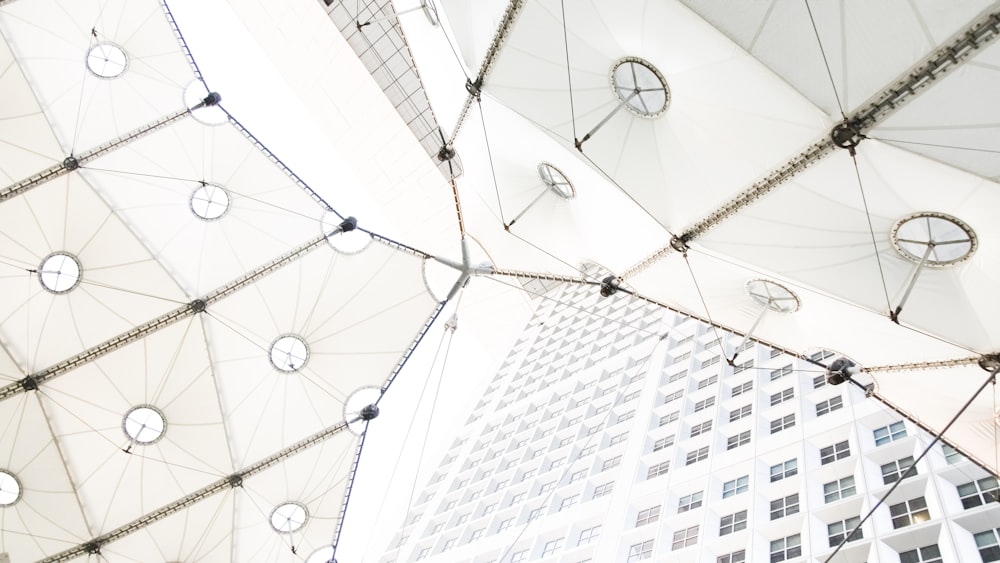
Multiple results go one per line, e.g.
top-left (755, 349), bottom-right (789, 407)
top-left (379, 278), bottom-right (999, 563)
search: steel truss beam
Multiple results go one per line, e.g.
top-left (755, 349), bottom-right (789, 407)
top-left (619, 6), bottom-right (1000, 275)
top-left (0, 228), bottom-right (341, 402)
top-left (0, 108), bottom-right (193, 203)
top-left (38, 422), bottom-right (350, 563)
top-left (447, 0), bottom-right (524, 146)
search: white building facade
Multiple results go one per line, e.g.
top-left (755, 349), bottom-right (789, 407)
top-left (380, 280), bottom-right (1000, 563)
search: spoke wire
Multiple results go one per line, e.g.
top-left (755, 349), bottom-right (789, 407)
top-left (681, 253), bottom-right (727, 360)
top-left (868, 135), bottom-right (1000, 155)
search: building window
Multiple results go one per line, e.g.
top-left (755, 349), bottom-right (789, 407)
top-left (729, 404), bottom-right (752, 422)
top-left (609, 432), bottom-right (628, 446)
top-left (702, 356), bottom-right (721, 369)
top-left (527, 507), bottom-right (543, 522)
top-left (823, 476), bottom-right (856, 503)
top-left (732, 359), bottom-right (754, 374)
top-left (812, 375), bottom-right (827, 389)
top-left (873, 421), bottom-right (907, 445)
top-left (636, 505), bottom-right (660, 527)
top-left (431, 523), bottom-right (444, 534)
top-left (444, 500), bottom-right (456, 510)
top-left (470, 490), bottom-right (482, 500)
top-left (942, 443), bottom-right (965, 464)
top-left (816, 396), bottom-right (844, 416)
top-left (602, 456), bottom-right (622, 471)
top-left (770, 365), bottom-right (792, 381)
top-left (769, 414), bottom-right (795, 434)
top-left (731, 380), bottom-right (753, 397)
top-left (569, 469), bottom-right (587, 483)
top-left (592, 482), bottom-right (614, 499)
top-left (690, 420), bottom-right (713, 437)
top-left (617, 410), bottom-right (636, 423)
top-left (457, 513), bottom-right (469, 524)
top-left (595, 404), bottom-right (610, 415)
top-left (770, 493), bottom-right (799, 520)
top-left (719, 510), bottom-right (748, 536)
top-left (770, 459), bottom-right (797, 482)
top-left (578, 525), bottom-right (601, 546)
top-left (705, 337), bottom-right (722, 349)
top-left (495, 480), bottom-right (508, 492)
top-left (416, 547), bottom-right (431, 560)
top-left (769, 534), bottom-right (801, 563)
top-left (698, 375), bottom-right (718, 389)
top-left (579, 444), bottom-right (596, 457)
top-left (510, 550), bottom-right (528, 563)
top-left (958, 476), bottom-right (999, 508)
top-left (727, 430), bottom-right (751, 450)
top-left (623, 390), bottom-right (641, 402)
top-left (770, 348), bottom-right (783, 358)
top-left (550, 457), bottom-right (566, 470)
top-left (668, 370), bottom-right (687, 383)
top-left (671, 526), bottom-right (698, 550)
top-left (559, 495), bottom-right (579, 511)
top-left (647, 461), bottom-right (670, 479)
top-left (443, 538), bottom-right (457, 551)
top-left (880, 456), bottom-right (915, 484)
top-left (483, 503), bottom-right (497, 515)
top-left (674, 352), bottom-right (691, 363)
top-left (820, 440), bottom-right (851, 464)
top-left (686, 446), bottom-right (709, 465)
top-left (510, 493), bottom-right (525, 505)
top-left (694, 397), bottom-right (716, 412)
top-left (659, 412), bottom-right (679, 426)
top-left (678, 491), bottom-right (703, 513)
top-left (890, 496), bottom-right (931, 529)
top-left (770, 387), bottom-right (794, 406)
top-left (628, 539), bottom-right (655, 561)
top-left (899, 545), bottom-right (942, 563)
top-left (469, 528), bottom-right (484, 541)
top-left (811, 349), bottom-right (835, 361)
top-left (542, 538), bottom-right (564, 557)
top-left (722, 476), bottom-right (749, 498)
top-left (653, 435), bottom-right (675, 452)
top-left (973, 528), bottom-right (1000, 562)
top-left (718, 551), bottom-right (746, 563)
top-left (827, 516), bottom-right (862, 547)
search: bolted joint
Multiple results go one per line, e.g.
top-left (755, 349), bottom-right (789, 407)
top-left (599, 276), bottom-right (620, 298)
top-left (339, 216), bottom-right (358, 233)
top-left (437, 144), bottom-right (457, 162)
top-left (670, 235), bottom-right (690, 254)
top-left (826, 357), bottom-right (857, 386)
top-left (62, 156), bottom-right (80, 171)
top-left (83, 542), bottom-right (102, 555)
top-left (227, 473), bottom-right (244, 488)
top-left (360, 404), bottom-right (380, 421)
top-left (189, 299), bottom-right (207, 313)
top-left (465, 77), bottom-right (483, 97)
top-left (20, 376), bottom-right (39, 391)
top-left (979, 353), bottom-right (1000, 373)
top-left (831, 121), bottom-right (864, 154)
top-left (202, 91), bottom-right (222, 106)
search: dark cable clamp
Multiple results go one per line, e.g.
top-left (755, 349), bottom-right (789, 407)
top-left (599, 276), bottom-right (620, 298)
top-left (831, 121), bottom-right (864, 155)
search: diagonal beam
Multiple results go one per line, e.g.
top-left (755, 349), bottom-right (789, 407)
top-left (618, 6), bottom-right (1000, 276)
top-left (37, 271), bottom-right (445, 563)
top-left (0, 218), bottom-right (356, 402)
top-left (447, 0), bottom-right (525, 146)
top-left (0, 106), bottom-right (197, 203)
top-left (38, 422), bottom-right (350, 563)
top-left (682, 6), bottom-right (1000, 241)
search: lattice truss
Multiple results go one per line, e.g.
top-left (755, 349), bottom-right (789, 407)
top-left (3, 0), bottom-right (1000, 561)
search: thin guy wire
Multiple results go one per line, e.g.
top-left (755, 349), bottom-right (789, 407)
top-left (560, 0), bottom-right (578, 141)
top-left (823, 364), bottom-right (1000, 562)
top-left (850, 152), bottom-right (894, 313)
top-left (804, 0), bottom-right (847, 119)
top-left (476, 97), bottom-right (507, 225)
top-left (682, 253), bottom-right (727, 360)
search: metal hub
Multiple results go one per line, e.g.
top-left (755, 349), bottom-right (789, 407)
top-left (890, 212), bottom-right (977, 267)
top-left (745, 279), bottom-right (801, 313)
top-left (610, 57), bottom-right (670, 118)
